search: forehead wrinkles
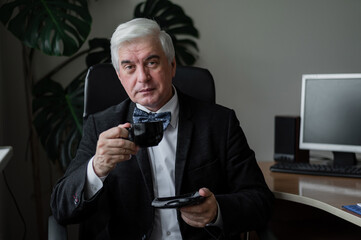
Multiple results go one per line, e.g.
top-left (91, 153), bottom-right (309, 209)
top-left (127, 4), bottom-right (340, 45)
top-left (119, 37), bottom-right (163, 63)
top-left (118, 45), bottom-right (145, 64)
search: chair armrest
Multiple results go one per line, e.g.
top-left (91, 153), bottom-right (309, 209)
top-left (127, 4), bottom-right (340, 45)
top-left (48, 215), bottom-right (67, 240)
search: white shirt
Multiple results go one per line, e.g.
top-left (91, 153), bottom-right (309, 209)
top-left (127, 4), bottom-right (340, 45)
top-left (137, 88), bottom-right (181, 240)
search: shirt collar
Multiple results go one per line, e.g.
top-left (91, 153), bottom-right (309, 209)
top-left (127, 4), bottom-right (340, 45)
top-left (136, 86), bottom-right (179, 128)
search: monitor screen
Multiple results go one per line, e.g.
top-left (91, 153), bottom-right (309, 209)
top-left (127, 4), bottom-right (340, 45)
top-left (300, 74), bottom-right (361, 164)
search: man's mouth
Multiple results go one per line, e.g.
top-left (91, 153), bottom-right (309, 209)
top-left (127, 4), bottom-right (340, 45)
top-left (138, 88), bottom-right (155, 93)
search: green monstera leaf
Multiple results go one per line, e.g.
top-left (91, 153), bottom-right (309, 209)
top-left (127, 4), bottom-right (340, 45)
top-left (32, 73), bottom-right (85, 170)
top-left (134, 0), bottom-right (199, 65)
top-left (85, 38), bottom-right (111, 67)
top-left (32, 38), bottom-right (111, 170)
top-left (0, 0), bottom-right (92, 56)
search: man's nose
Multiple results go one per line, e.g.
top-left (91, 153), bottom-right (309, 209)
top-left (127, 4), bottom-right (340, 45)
top-left (137, 67), bottom-right (150, 82)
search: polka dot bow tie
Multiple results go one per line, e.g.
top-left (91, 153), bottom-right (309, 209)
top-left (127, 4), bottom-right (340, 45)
top-left (133, 107), bottom-right (171, 130)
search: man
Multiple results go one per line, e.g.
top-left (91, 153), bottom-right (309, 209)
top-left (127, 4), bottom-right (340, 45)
top-left (51, 18), bottom-right (274, 239)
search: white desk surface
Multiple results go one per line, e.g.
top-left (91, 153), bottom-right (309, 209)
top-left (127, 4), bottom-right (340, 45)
top-left (0, 146), bottom-right (13, 171)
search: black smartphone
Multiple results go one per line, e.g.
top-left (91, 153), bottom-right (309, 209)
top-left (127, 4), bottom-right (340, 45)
top-left (151, 191), bottom-right (205, 209)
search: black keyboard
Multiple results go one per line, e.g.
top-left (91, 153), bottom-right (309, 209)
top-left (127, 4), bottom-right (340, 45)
top-left (270, 162), bottom-right (361, 178)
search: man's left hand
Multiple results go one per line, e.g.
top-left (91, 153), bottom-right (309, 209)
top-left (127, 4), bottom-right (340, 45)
top-left (180, 188), bottom-right (218, 228)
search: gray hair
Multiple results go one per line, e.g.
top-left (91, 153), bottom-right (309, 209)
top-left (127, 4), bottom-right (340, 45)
top-left (110, 18), bottom-right (175, 73)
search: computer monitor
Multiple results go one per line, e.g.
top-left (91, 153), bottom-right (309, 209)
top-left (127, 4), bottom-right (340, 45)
top-left (299, 74), bottom-right (361, 166)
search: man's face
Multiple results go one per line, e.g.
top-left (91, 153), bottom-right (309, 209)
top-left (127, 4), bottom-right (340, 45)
top-left (116, 36), bottom-right (176, 112)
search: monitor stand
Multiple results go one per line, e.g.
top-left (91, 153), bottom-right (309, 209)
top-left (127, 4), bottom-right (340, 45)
top-left (333, 151), bottom-right (356, 167)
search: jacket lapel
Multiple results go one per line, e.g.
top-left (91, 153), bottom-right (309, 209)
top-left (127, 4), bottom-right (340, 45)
top-left (127, 102), bottom-right (155, 200)
top-left (136, 148), bottom-right (155, 200)
top-left (174, 93), bottom-right (193, 195)
top-left (128, 92), bottom-right (194, 198)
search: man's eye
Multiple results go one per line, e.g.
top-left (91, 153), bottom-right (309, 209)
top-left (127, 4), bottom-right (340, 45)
top-left (147, 61), bottom-right (158, 67)
top-left (124, 65), bottom-right (135, 71)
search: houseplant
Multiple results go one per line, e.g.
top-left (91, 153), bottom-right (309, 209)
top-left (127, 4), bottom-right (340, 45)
top-left (32, 0), bottom-right (200, 171)
top-left (1, 1), bottom-right (93, 238)
top-left (0, 0), bottom-right (198, 238)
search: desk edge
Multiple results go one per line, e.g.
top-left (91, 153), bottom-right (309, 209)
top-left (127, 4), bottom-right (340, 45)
top-left (273, 191), bottom-right (361, 227)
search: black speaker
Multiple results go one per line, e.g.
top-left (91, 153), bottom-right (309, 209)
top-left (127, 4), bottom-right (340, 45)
top-left (274, 116), bottom-right (309, 163)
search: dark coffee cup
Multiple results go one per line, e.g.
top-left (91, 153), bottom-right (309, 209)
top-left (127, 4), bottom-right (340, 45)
top-left (128, 121), bottom-right (163, 147)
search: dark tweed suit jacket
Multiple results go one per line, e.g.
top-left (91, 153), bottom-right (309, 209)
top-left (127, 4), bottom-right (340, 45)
top-left (51, 90), bottom-right (274, 240)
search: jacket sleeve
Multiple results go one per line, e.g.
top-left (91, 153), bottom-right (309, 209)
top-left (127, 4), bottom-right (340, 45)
top-left (215, 110), bottom-right (274, 237)
top-left (50, 115), bottom-right (103, 225)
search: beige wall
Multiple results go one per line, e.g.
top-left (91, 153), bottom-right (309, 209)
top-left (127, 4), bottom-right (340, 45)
top-left (173, 0), bottom-right (361, 161)
top-left (1, 0), bottom-right (361, 238)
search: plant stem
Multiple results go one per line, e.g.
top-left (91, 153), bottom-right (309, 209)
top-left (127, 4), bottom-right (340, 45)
top-left (40, 48), bottom-right (92, 82)
top-left (65, 94), bottom-right (82, 134)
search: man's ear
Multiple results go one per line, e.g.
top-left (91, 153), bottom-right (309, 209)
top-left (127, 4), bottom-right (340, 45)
top-left (171, 58), bottom-right (176, 77)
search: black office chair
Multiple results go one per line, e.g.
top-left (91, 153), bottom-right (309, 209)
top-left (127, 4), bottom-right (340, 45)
top-left (83, 63), bottom-right (216, 119)
top-left (48, 63), bottom-right (216, 240)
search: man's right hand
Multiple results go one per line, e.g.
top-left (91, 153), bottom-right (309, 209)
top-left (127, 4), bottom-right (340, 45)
top-left (93, 123), bottom-right (138, 177)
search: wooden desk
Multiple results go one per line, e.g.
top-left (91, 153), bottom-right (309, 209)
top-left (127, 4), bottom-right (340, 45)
top-left (258, 161), bottom-right (361, 239)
